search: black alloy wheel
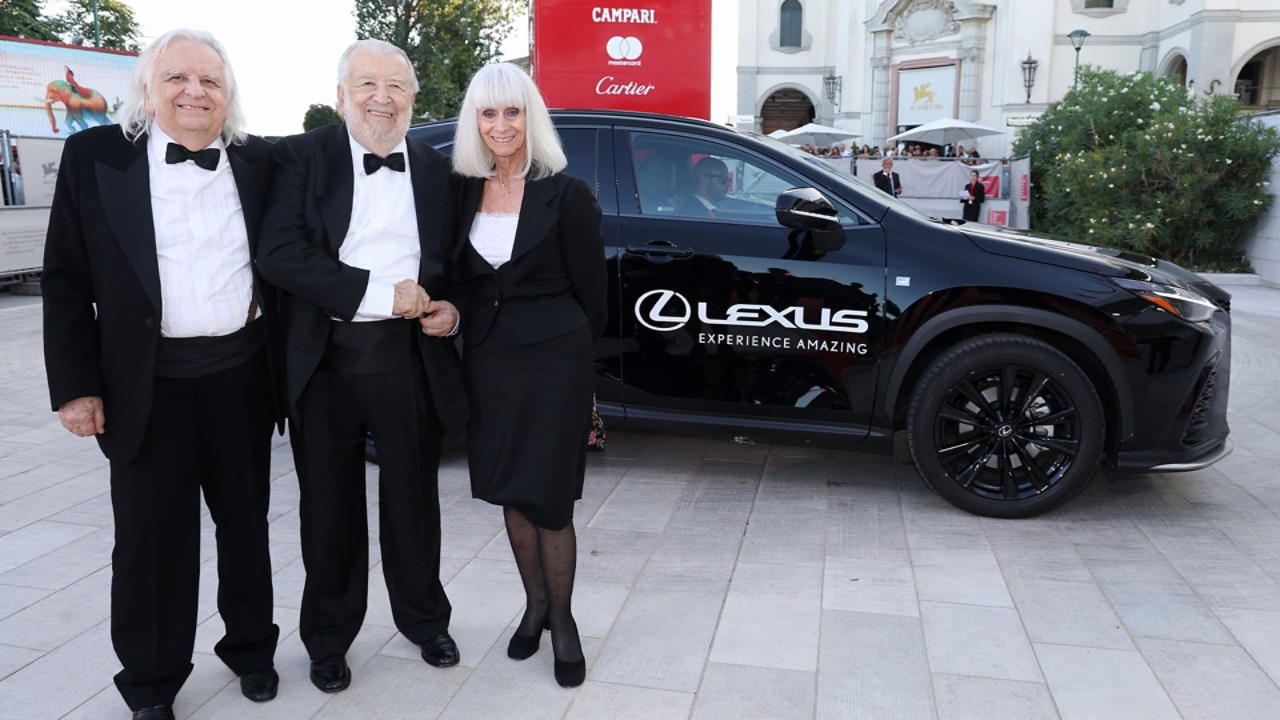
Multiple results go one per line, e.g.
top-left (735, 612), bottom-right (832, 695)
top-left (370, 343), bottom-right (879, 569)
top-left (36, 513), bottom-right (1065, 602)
top-left (907, 334), bottom-right (1104, 518)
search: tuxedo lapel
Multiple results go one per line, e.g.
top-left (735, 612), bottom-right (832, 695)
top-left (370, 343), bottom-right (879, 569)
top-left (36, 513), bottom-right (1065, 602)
top-left (227, 140), bottom-right (270, 255)
top-left (408, 137), bottom-right (447, 284)
top-left (95, 133), bottom-right (160, 312)
top-left (319, 125), bottom-right (354, 255)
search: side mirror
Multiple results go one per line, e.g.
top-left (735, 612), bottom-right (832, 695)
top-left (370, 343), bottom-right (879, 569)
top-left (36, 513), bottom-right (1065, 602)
top-left (775, 188), bottom-right (841, 232)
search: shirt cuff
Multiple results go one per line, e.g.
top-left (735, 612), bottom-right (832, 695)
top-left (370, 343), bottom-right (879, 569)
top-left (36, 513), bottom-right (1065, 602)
top-left (355, 280), bottom-right (396, 320)
top-left (446, 315), bottom-right (461, 337)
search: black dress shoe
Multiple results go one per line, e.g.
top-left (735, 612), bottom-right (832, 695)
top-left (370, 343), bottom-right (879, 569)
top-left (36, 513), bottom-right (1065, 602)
top-left (132, 706), bottom-right (175, 720)
top-left (420, 633), bottom-right (460, 667)
top-left (309, 655), bottom-right (351, 693)
top-left (240, 667), bottom-right (279, 702)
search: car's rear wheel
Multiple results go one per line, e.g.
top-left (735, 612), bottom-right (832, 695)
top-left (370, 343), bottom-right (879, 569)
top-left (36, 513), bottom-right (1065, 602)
top-left (907, 334), bottom-right (1104, 518)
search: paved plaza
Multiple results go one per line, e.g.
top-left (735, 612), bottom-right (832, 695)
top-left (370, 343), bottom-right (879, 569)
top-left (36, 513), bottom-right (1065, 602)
top-left (2, 282), bottom-right (1280, 719)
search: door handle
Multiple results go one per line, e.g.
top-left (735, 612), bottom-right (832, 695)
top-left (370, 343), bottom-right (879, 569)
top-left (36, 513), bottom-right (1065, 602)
top-left (625, 243), bottom-right (694, 260)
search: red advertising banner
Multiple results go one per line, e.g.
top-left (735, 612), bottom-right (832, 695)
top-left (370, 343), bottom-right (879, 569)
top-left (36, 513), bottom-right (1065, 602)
top-left (532, 0), bottom-right (711, 119)
top-left (987, 209), bottom-right (1009, 226)
top-left (979, 175), bottom-right (999, 199)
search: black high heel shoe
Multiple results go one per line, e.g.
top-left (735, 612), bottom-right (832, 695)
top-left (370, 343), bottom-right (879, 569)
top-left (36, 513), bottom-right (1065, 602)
top-left (507, 614), bottom-right (551, 660)
top-left (550, 616), bottom-right (586, 687)
top-left (554, 656), bottom-right (586, 687)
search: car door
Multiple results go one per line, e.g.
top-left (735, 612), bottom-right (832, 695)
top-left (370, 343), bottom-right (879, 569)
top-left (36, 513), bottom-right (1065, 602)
top-left (613, 127), bottom-right (887, 434)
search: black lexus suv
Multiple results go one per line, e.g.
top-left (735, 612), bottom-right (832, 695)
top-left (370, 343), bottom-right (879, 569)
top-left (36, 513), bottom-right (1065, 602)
top-left (408, 110), bottom-right (1232, 518)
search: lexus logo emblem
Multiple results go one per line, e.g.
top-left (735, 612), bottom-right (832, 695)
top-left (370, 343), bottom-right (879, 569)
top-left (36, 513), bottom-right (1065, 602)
top-left (606, 36), bottom-right (643, 61)
top-left (635, 289), bottom-right (691, 331)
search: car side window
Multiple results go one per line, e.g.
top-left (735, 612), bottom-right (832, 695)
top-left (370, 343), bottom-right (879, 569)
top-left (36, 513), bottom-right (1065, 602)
top-left (628, 131), bottom-right (861, 226)
top-left (560, 128), bottom-right (597, 192)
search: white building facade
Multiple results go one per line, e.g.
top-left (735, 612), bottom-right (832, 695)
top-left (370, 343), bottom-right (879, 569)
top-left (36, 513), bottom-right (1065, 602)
top-left (736, 0), bottom-right (1280, 157)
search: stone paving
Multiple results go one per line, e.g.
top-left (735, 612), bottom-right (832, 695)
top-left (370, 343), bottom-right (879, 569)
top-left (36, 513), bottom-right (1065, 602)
top-left (2, 284), bottom-right (1280, 719)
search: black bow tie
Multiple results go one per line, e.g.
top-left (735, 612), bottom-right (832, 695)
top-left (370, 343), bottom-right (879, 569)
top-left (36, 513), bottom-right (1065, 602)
top-left (165, 143), bottom-right (220, 171)
top-left (364, 152), bottom-right (405, 175)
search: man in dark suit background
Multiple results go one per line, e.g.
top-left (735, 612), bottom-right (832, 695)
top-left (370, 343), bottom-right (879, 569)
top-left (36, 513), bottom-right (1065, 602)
top-left (676, 157), bottom-right (750, 219)
top-left (41, 29), bottom-right (282, 720)
top-left (873, 157), bottom-right (903, 197)
top-left (676, 156), bottom-right (731, 217)
top-left (256, 39), bottom-right (467, 694)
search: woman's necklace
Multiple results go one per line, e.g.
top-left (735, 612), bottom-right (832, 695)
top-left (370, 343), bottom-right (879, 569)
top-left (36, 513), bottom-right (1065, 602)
top-left (494, 171), bottom-right (521, 194)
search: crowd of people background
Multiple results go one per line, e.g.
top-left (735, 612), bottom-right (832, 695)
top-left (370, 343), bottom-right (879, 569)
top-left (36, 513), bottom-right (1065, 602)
top-left (793, 140), bottom-right (985, 165)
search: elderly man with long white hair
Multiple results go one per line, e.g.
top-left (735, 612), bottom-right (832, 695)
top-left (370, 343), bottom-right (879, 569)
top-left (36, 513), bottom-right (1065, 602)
top-left (42, 28), bottom-right (284, 720)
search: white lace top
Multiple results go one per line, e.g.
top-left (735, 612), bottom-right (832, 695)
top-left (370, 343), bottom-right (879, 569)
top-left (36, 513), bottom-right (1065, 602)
top-left (469, 212), bottom-right (519, 268)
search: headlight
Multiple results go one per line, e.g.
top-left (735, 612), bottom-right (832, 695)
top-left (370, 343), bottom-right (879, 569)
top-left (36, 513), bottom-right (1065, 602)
top-left (1110, 278), bottom-right (1218, 323)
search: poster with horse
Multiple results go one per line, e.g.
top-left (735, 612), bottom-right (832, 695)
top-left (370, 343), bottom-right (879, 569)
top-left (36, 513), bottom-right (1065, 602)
top-left (0, 36), bottom-right (137, 139)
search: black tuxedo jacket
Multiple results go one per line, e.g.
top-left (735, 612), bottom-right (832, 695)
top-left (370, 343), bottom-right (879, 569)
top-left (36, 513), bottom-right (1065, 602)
top-left (873, 169), bottom-right (902, 196)
top-left (256, 124), bottom-right (467, 433)
top-left (42, 125), bottom-right (284, 462)
top-left (454, 173), bottom-right (606, 348)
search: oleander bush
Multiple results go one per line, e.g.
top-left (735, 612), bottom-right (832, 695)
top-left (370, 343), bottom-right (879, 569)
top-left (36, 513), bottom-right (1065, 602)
top-left (1012, 66), bottom-right (1280, 271)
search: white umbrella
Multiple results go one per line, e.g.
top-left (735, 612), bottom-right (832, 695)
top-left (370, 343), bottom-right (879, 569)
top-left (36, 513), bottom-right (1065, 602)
top-left (767, 129), bottom-right (789, 139)
top-left (887, 118), bottom-right (1005, 146)
top-left (775, 122), bottom-right (859, 147)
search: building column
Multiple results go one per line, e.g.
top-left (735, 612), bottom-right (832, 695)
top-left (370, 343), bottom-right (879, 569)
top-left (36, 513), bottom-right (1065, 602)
top-left (1188, 16), bottom-right (1237, 100)
top-left (870, 32), bottom-right (892, 145)
top-left (957, 19), bottom-right (986, 124)
top-left (737, 67), bottom-right (760, 132)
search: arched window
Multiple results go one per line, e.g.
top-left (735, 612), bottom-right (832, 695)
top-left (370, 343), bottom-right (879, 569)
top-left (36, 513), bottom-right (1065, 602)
top-left (780, 0), bottom-right (802, 48)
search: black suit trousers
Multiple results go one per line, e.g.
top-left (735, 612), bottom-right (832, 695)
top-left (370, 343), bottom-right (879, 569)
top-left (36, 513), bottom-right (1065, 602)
top-left (108, 352), bottom-right (277, 710)
top-left (292, 356), bottom-right (450, 660)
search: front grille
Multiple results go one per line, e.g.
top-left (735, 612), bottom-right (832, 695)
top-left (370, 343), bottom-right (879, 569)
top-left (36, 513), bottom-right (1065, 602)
top-left (1182, 367), bottom-right (1218, 446)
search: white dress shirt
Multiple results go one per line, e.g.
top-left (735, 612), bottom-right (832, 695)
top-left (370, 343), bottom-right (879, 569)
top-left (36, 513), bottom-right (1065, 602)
top-left (147, 127), bottom-right (256, 338)
top-left (342, 133), bottom-right (421, 321)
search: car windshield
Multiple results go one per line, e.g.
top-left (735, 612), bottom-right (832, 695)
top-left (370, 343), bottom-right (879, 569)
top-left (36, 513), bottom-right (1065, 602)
top-left (747, 132), bottom-right (934, 222)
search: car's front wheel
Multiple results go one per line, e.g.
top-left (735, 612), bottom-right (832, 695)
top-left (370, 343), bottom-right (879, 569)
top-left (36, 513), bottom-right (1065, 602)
top-left (907, 334), bottom-right (1104, 518)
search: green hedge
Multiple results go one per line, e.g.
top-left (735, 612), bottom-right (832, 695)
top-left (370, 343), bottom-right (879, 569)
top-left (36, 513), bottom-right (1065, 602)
top-left (1012, 67), bottom-right (1280, 271)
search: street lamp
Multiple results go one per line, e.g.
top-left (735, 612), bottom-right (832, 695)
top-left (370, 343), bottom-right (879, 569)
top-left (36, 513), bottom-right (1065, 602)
top-left (1068, 29), bottom-right (1091, 87)
top-left (1020, 52), bottom-right (1038, 103)
top-left (823, 69), bottom-right (843, 108)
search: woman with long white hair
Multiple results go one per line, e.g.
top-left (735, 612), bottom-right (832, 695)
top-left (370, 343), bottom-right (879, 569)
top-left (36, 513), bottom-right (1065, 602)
top-left (446, 62), bottom-right (606, 688)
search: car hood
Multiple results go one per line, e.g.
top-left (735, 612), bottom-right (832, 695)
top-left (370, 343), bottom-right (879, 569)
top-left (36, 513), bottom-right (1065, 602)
top-left (959, 223), bottom-right (1231, 308)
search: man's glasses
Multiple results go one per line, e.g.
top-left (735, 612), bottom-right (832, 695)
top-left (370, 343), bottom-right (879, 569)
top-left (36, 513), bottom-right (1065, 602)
top-left (701, 174), bottom-right (730, 183)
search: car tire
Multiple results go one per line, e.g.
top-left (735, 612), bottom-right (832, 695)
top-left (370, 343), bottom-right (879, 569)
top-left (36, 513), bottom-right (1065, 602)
top-left (907, 334), bottom-right (1104, 518)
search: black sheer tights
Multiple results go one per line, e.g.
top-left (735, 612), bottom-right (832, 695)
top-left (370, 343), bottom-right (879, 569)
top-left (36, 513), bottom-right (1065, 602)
top-left (504, 506), bottom-right (583, 662)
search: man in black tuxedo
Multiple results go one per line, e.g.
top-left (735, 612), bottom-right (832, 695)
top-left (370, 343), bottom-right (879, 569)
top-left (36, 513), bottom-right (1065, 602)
top-left (41, 29), bottom-right (283, 720)
top-left (256, 39), bottom-right (467, 693)
top-left (873, 157), bottom-right (903, 197)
